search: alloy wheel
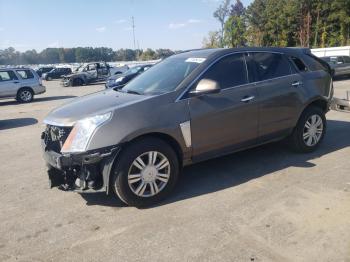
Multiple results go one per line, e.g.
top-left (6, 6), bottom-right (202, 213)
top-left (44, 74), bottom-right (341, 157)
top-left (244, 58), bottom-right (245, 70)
top-left (20, 90), bottom-right (32, 102)
top-left (127, 151), bottom-right (170, 198)
top-left (303, 114), bottom-right (324, 147)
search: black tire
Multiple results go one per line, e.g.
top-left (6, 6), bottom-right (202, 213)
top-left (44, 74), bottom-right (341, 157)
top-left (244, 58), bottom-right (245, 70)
top-left (111, 137), bottom-right (180, 207)
top-left (288, 106), bottom-right (326, 153)
top-left (73, 78), bottom-right (84, 86)
top-left (16, 88), bottom-right (34, 103)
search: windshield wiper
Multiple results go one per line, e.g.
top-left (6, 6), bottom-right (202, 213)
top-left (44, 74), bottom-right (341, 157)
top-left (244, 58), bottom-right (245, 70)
top-left (124, 90), bottom-right (142, 95)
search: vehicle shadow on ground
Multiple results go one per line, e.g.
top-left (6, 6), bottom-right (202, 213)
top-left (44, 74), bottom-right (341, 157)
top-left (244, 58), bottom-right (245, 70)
top-left (0, 96), bottom-right (76, 106)
top-left (0, 118), bottom-right (38, 130)
top-left (80, 119), bottom-right (350, 208)
top-left (333, 75), bottom-right (350, 81)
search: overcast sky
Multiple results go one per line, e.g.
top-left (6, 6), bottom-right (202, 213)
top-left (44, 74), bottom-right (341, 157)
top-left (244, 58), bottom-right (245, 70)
top-left (0, 0), bottom-right (252, 52)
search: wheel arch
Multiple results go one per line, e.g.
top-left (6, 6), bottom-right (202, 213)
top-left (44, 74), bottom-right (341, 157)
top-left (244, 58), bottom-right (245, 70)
top-left (17, 86), bottom-right (34, 95)
top-left (124, 132), bottom-right (184, 167)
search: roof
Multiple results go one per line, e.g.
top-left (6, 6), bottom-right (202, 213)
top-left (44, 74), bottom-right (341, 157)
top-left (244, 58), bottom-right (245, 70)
top-left (175, 47), bottom-right (312, 60)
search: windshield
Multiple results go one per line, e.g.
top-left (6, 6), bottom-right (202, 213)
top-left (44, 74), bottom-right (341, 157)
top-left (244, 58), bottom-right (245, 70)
top-left (121, 56), bottom-right (202, 95)
top-left (125, 66), bottom-right (142, 75)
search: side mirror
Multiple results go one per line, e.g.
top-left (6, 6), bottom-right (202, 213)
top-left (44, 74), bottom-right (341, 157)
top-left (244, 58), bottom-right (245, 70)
top-left (189, 79), bottom-right (221, 97)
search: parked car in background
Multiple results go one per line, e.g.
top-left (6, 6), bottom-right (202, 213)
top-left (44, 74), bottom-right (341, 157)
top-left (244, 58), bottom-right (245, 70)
top-left (36, 67), bottom-right (55, 77)
top-left (0, 68), bottom-right (45, 103)
top-left (62, 62), bottom-right (110, 87)
top-left (321, 56), bottom-right (350, 77)
top-left (41, 47), bottom-right (333, 207)
top-left (42, 67), bottom-right (72, 81)
top-left (109, 64), bottom-right (129, 75)
top-left (105, 64), bottom-right (153, 89)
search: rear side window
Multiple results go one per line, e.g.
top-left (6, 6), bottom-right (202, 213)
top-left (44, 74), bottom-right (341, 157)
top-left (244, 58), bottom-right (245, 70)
top-left (16, 70), bottom-right (34, 79)
top-left (250, 53), bottom-right (291, 81)
top-left (199, 53), bottom-right (248, 89)
top-left (0, 71), bottom-right (18, 81)
top-left (305, 54), bottom-right (329, 72)
top-left (291, 57), bottom-right (308, 72)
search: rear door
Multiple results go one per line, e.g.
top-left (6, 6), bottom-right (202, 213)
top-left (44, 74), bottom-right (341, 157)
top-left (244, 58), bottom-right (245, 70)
top-left (248, 52), bottom-right (302, 141)
top-left (0, 70), bottom-right (20, 97)
top-left (188, 53), bottom-right (259, 160)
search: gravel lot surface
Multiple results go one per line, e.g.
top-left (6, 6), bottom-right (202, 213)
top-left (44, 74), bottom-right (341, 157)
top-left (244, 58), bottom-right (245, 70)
top-left (0, 79), bottom-right (350, 262)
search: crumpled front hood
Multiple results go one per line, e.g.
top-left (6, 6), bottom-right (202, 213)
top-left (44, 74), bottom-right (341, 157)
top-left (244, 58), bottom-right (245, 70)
top-left (44, 89), bottom-right (147, 126)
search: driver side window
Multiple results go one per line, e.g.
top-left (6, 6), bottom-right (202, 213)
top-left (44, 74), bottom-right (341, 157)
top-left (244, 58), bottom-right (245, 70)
top-left (197, 53), bottom-right (248, 90)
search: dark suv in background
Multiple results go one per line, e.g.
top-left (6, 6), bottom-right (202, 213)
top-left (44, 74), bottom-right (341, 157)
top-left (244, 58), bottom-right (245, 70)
top-left (42, 48), bottom-right (333, 207)
top-left (36, 67), bottom-right (55, 77)
top-left (321, 55), bottom-right (350, 77)
top-left (42, 67), bottom-right (72, 80)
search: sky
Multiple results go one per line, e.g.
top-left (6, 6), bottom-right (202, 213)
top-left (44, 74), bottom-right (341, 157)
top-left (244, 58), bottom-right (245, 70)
top-left (0, 0), bottom-right (252, 52)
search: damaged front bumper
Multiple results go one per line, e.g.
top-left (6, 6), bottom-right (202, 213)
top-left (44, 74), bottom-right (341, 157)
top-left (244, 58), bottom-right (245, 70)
top-left (41, 134), bottom-right (120, 194)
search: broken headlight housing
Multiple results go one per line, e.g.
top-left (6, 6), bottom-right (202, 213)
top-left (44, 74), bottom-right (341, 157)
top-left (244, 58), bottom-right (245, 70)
top-left (61, 112), bottom-right (112, 154)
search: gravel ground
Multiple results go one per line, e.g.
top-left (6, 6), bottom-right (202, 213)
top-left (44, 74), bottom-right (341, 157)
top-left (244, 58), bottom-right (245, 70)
top-left (0, 79), bottom-right (349, 262)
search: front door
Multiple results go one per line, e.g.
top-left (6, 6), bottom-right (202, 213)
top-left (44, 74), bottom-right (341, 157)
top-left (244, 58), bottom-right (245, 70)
top-left (188, 53), bottom-right (259, 160)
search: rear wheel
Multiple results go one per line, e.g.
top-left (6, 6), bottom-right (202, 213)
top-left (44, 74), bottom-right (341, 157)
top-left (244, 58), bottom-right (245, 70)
top-left (16, 88), bottom-right (34, 103)
top-left (111, 137), bottom-right (179, 207)
top-left (288, 106), bottom-right (326, 153)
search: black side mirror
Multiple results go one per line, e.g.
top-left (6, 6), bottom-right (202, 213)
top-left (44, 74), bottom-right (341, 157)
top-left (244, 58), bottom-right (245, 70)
top-left (189, 79), bottom-right (221, 97)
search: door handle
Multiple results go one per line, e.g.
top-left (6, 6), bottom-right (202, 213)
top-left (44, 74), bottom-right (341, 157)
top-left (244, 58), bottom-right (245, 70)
top-left (241, 96), bottom-right (255, 103)
top-left (13, 81), bottom-right (19, 84)
top-left (292, 81), bottom-right (302, 87)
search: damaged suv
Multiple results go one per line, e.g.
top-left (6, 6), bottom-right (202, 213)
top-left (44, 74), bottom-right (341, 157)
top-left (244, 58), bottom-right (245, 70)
top-left (62, 62), bottom-right (111, 86)
top-left (42, 48), bottom-right (333, 207)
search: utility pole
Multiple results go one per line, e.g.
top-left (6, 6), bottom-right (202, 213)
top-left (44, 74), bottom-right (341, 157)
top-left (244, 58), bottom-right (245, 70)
top-left (132, 16), bottom-right (136, 50)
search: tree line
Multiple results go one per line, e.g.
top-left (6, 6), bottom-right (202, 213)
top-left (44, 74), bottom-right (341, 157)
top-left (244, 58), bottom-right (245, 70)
top-left (0, 47), bottom-right (176, 65)
top-left (203, 0), bottom-right (350, 48)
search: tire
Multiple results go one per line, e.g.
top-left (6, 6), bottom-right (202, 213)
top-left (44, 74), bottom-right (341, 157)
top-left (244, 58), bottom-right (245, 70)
top-left (288, 106), bottom-right (326, 153)
top-left (73, 78), bottom-right (84, 86)
top-left (16, 88), bottom-right (34, 103)
top-left (111, 137), bottom-right (180, 207)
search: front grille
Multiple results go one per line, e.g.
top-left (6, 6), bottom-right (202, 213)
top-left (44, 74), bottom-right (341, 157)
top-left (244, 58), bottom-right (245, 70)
top-left (44, 125), bottom-right (72, 153)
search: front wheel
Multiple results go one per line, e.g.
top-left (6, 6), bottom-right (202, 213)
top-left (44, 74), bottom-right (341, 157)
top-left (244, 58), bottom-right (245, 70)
top-left (112, 137), bottom-right (179, 207)
top-left (288, 106), bottom-right (326, 153)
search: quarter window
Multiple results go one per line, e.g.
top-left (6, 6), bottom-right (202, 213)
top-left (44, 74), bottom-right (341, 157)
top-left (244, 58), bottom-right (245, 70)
top-left (198, 53), bottom-right (248, 90)
top-left (16, 70), bottom-right (34, 79)
top-left (291, 57), bottom-right (308, 72)
top-left (251, 53), bottom-right (291, 81)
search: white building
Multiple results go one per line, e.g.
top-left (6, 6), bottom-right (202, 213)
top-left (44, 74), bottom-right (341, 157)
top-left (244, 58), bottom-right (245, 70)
top-left (311, 46), bottom-right (350, 57)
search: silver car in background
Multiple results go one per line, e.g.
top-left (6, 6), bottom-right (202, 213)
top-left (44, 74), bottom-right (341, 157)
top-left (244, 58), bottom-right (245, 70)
top-left (0, 68), bottom-right (45, 103)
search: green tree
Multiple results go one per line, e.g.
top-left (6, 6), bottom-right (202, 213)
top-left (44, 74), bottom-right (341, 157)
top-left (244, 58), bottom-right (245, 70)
top-left (224, 0), bottom-right (247, 47)
top-left (202, 31), bottom-right (221, 48)
top-left (214, 0), bottom-right (232, 47)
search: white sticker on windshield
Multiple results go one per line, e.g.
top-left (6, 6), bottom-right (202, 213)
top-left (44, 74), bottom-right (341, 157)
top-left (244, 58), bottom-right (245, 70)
top-left (185, 58), bottom-right (206, 64)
